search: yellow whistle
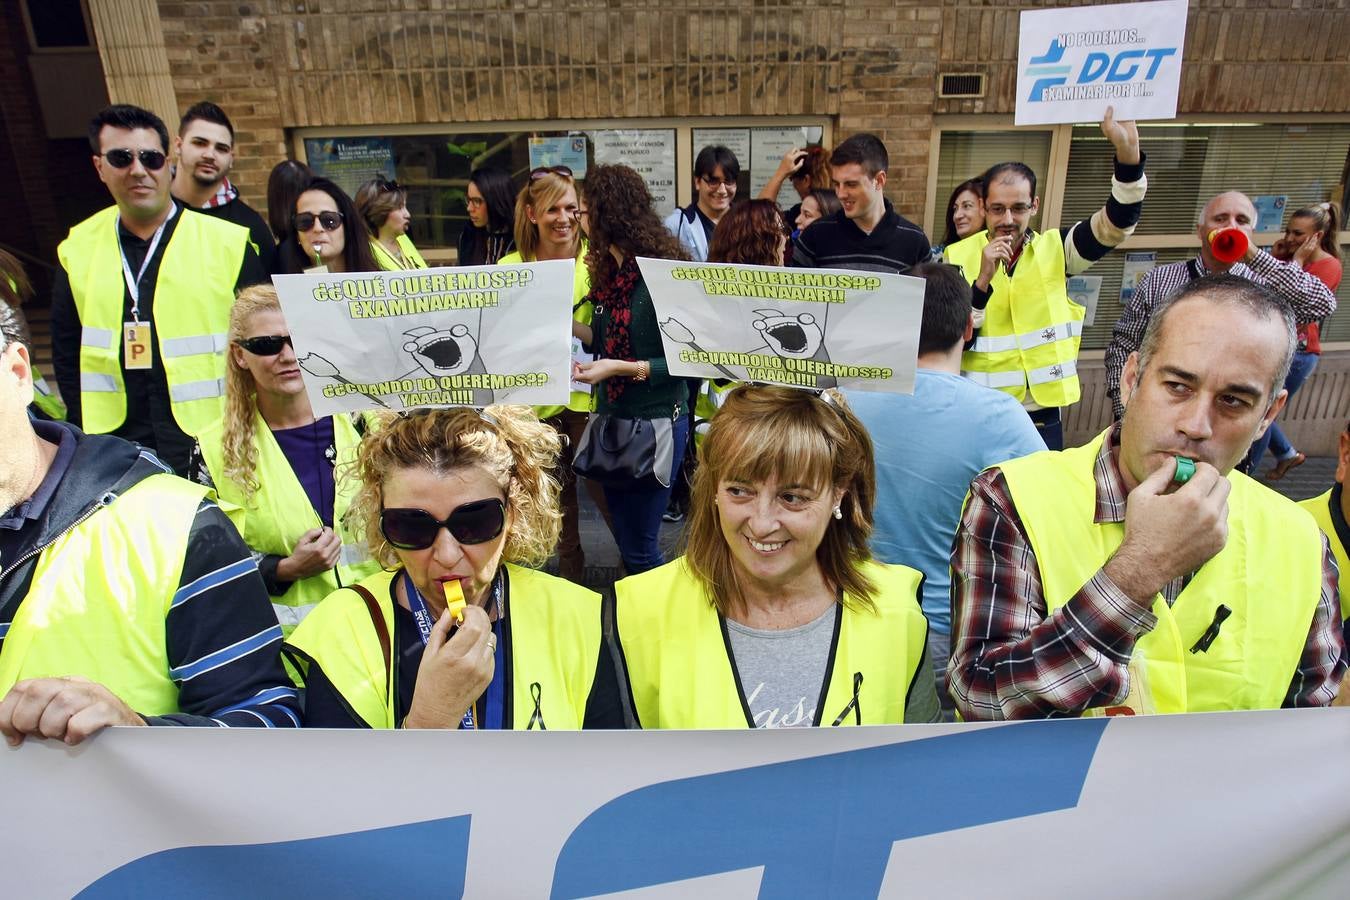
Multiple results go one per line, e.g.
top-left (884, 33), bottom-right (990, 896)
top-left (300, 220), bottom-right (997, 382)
top-left (442, 580), bottom-right (466, 624)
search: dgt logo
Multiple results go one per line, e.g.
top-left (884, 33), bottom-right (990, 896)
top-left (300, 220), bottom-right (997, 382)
top-left (1025, 37), bottom-right (1178, 102)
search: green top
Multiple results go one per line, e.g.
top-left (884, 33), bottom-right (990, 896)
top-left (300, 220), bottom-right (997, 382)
top-left (591, 274), bottom-right (686, 419)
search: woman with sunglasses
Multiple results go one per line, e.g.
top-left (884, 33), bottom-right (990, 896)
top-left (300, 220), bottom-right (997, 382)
top-left (614, 385), bottom-right (939, 729)
top-left (573, 164), bottom-right (691, 577)
top-left (189, 285), bottom-right (381, 636)
top-left (457, 166), bottom-right (516, 266)
top-left (497, 166), bottom-right (609, 583)
top-left (276, 176), bottom-right (378, 274)
top-left (355, 176), bottom-right (428, 271)
top-left (286, 407), bottom-right (623, 729)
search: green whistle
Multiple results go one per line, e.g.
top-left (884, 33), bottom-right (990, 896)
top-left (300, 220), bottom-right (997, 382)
top-left (1173, 456), bottom-right (1196, 484)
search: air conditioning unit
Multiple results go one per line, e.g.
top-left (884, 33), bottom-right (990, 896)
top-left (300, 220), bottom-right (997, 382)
top-left (938, 73), bottom-right (985, 99)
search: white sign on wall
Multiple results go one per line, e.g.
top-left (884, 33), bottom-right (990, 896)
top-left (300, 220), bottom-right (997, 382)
top-left (591, 130), bottom-right (678, 219)
top-left (1015, 0), bottom-right (1188, 126)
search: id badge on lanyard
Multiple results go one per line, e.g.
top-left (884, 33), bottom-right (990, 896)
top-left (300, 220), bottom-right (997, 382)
top-left (404, 572), bottom-right (505, 730)
top-left (118, 207), bottom-right (174, 370)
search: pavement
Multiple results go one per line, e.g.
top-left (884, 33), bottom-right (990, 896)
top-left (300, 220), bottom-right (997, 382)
top-left (550, 457), bottom-right (1340, 595)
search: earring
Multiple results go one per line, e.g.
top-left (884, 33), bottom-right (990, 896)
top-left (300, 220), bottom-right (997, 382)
top-left (832, 506), bottom-right (843, 520)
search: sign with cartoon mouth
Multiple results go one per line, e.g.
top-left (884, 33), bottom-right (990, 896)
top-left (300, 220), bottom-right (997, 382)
top-left (273, 260), bottom-right (574, 415)
top-left (638, 258), bottom-right (925, 395)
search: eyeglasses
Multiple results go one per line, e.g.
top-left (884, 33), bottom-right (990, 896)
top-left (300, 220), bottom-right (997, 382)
top-left (530, 165), bottom-right (573, 181)
top-left (378, 178), bottom-right (402, 193)
top-left (466, 197), bottom-right (486, 208)
top-left (102, 148), bottom-right (167, 171)
top-left (986, 203), bottom-right (1034, 217)
top-left (295, 211), bottom-right (344, 232)
top-left (699, 175), bottom-right (737, 188)
top-left (235, 334), bottom-right (294, 356)
top-left (380, 498), bottom-right (507, 550)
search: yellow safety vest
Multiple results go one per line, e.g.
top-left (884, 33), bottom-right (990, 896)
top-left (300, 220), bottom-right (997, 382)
top-left (999, 430), bottom-right (1323, 714)
top-left (498, 247), bottom-right (593, 417)
top-left (945, 229), bottom-right (1085, 407)
top-left (285, 564), bottom-right (602, 729)
top-left (57, 206), bottom-right (248, 436)
top-left (30, 364), bottom-right (67, 420)
top-left (1298, 489), bottom-right (1350, 621)
top-left (692, 379), bottom-right (734, 450)
top-left (370, 234), bottom-right (428, 271)
top-left (194, 412), bottom-right (380, 634)
top-left (615, 557), bottom-right (929, 728)
top-left (0, 474), bottom-right (208, 715)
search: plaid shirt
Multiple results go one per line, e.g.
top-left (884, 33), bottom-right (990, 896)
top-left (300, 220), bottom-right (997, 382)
top-left (948, 425), bottom-right (1346, 720)
top-left (1105, 252), bottom-right (1340, 418)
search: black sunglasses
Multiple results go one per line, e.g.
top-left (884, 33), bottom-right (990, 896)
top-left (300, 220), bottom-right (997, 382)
top-left (295, 211), bottom-right (344, 232)
top-left (380, 498), bottom-right (507, 550)
top-left (378, 178), bottom-right (402, 193)
top-left (103, 148), bottom-right (168, 171)
top-left (235, 334), bottom-right (294, 356)
top-left (530, 165), bottom-right (573, 181)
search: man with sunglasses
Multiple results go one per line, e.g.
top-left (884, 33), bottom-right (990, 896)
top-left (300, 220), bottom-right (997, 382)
top-left (663, 145), bottom-right (740, 262)
top-left (943, 107), bottom-right (1146, 450)
top-left (170, 101), bottom-right (276, 275)
top-left (50, 104), bottom-right (265, 475)
top-left (0, 301), bottom-right (301, 745)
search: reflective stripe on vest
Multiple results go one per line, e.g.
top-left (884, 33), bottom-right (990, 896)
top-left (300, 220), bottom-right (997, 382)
top-left (284, 565), bottom-right (602, 729)
top-left (946, 229), bottom-right (1084, 406)
top-left (30, 366), bottom-right (68, 420)
top-left (997, 430), bottom-right (1323, 714)
top-left (1298, 490), bottom-right (1350, 621)
top-left (57, 206), bottom-right (248, 436)
top-left (0, 475), bottom-right (208, 715)
top-left (195, 411), bottom-right (380, 635)
top-left (615, 558), bottom-right (929, 729)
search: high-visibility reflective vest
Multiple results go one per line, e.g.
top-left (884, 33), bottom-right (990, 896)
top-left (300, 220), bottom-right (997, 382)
top-left (370, 234), bottom-right (428, 271)
top-left (498, 247), bottom-right (594, 417)
top-left (0, 474), bottom-right (208, 715)
top-left (945, 229), bottom-right (1085, 407)
top-left (194, 412), bottom-right (380, 634)
top-left (1298, 489), bottom-right (1350, 621)
top-left (285, 565), bottom-right (602, 729)
top-left (615, 558), bottom-right (929, 728)
top-left (57, 206), bottom-right (248, 436)
top-left (999, 430), bottom-right (1323, 714)
top-left (30, 364), bottom-right (67, 420)
top-left (692, 379), bottom-right (734, 450)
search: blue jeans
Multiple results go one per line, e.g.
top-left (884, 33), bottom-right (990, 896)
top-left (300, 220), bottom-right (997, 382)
top-left (603, 413), bottom-right (690, 575)
top-left (1247, 350), bottom-right (1319, 471)
top-left (1027, 406), bottom-right (1063, 451)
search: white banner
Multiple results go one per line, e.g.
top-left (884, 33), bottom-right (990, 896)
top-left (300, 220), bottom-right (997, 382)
top-left (4, 711), bottom-right (1348, 898)
top-left (638, 258), bottom-right (925, 395)
top-left (1015, 0), bottom-right (1188, 126)
top-left (272, 262), bottom-right (573, 415)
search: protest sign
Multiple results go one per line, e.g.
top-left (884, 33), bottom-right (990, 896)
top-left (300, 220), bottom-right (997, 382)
top-left (1015, 0), bottom-right (1188, 126)
top-left (272, 261), bottom-right (573, 416)
top-left (6, 711), bottom-right (1348, 898)
top-left (637, 258), bottom-right (925, 394)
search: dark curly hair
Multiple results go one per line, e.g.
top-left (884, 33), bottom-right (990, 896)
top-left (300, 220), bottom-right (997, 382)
top-left (708, 199), bottom-right (788, 267)
top-left (582, 164), bottom-right (688, 290)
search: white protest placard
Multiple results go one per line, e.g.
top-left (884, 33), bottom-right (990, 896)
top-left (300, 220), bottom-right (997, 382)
top-left (1015, 0), bottom-right (1188, 126)
top-left (638, 258), bottom-right (924, 394)
top-left (591, 129), bottom-right (677, 218)
top-left (272, 261), bottom-right (573, 415)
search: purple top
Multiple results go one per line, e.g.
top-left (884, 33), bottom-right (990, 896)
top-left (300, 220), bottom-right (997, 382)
top-left (271, 417), bottom-right (336, 527)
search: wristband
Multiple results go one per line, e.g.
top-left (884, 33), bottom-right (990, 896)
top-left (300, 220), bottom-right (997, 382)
top-left (1173, 456), bottom-right (1196, 485)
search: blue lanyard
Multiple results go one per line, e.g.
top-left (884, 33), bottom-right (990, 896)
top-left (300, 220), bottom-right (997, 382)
top-left (403, 572), bottom-right (505, 730)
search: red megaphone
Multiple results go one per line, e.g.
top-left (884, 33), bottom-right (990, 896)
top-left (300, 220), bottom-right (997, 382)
top-left (1208, 228), bottom-right (1248, 264)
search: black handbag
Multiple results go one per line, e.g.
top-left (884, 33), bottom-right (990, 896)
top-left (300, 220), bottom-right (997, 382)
top-left (572, 412), bottom-right (675, 491)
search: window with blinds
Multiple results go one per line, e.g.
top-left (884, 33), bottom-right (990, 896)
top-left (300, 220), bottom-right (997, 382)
top-left (933, 130), bottom-right (1052, 246)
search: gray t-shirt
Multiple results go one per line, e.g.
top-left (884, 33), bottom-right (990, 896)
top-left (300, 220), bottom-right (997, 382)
top-left (726, 605), bottom-right (942, 727)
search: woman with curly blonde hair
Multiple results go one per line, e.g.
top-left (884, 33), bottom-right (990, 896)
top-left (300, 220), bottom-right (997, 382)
top-left (190, 285), bottom-right (380, 635)
top-left (286, 407), bottom-right (623, 729)
top-left (614, 385), bottom-right (938, 729)
top-left (572, 164), bottom-right (691, 576)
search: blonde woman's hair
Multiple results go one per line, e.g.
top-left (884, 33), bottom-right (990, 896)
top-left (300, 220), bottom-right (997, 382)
top-left (221, 284), bottom-right (283, 494)
top-left (512, 170), bottom-right (579, 262)
top-left (682, 385), bottom-right (878, 617)
top-left (350, 406), bottom-right (563, 569)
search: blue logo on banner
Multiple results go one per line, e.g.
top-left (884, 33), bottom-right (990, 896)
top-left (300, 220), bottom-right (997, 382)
top-left (1025, 38), bottom-right (1178, 102)
top-left (552, 718), bottom-right (1106, 898)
